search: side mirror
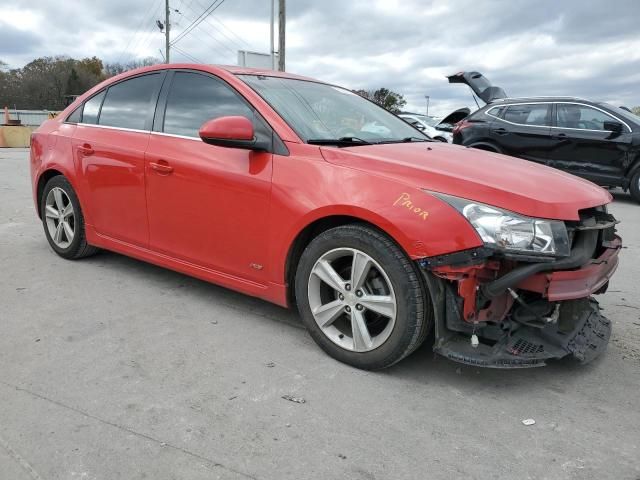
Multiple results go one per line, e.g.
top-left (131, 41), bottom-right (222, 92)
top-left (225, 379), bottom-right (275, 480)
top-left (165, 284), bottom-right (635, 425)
top-left (603, 120), bottom-right (623, 134)
top-left (199, 116), bottom-right (267, 150)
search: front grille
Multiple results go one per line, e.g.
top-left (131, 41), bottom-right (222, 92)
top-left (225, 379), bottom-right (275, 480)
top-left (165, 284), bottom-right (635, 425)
top-left (509, 338), bottom-right (545, 356)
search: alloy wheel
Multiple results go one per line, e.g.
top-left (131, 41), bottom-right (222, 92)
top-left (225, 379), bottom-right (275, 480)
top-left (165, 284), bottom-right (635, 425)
top-left (44, 187), bottom-right (75, 248)
top-left (307, 248), bottom-right (397, 352)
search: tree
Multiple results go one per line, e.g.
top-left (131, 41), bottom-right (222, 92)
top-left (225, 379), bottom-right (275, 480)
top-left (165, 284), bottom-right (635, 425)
top-left (353, 87), bottom-right (407, 113)
top-left (632, 106), bottom-right (640, 116)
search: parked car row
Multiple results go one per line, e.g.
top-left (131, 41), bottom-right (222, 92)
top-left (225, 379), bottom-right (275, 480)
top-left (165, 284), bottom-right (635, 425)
top-left (398, 109), bottom-right (469, 143)
top-left (446, 71), bottom-right (640, 202)
top-left (30, 64), bottom-right (621, 372)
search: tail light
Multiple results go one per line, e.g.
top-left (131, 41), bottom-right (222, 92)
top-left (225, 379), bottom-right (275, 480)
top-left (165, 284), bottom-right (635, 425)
top-left (453, 120), bottom-right (472, 135)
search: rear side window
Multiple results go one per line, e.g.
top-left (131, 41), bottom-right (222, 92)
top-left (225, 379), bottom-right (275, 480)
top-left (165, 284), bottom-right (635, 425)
top-left (66, 106), bottom-right (82, 123)
top-left (486, 106), bottom-right (505, 118)
top-left (99, 74), bottom-right (162, 130)
top-left (556, 104), bottom-right (619, 131)
top-left (163, 72), bottom-right (253, 137)
top-left (503, 104), bottom-right (550, 126)
top-left (81, 91), bottom-right (105, 125)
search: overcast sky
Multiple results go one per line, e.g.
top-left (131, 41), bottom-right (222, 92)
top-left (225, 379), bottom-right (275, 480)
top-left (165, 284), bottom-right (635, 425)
top-left (2, 0), bottom-right (639, 115)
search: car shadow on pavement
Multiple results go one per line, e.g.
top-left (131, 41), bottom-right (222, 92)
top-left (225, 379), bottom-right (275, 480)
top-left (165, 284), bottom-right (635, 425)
top-left (82, 250), bottom-right (601, 391)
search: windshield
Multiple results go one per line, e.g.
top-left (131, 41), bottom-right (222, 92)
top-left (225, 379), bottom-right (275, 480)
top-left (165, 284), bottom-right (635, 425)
top-left (240, 75), bottom-right (427, 143)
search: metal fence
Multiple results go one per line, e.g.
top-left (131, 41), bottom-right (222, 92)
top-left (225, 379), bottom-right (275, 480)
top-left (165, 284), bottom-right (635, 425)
top-left (8, 110), bottom-right (58, 126)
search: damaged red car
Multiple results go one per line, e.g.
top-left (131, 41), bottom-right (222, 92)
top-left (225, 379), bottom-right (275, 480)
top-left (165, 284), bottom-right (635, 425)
top-left (30, 64), bottom-right (621, 370)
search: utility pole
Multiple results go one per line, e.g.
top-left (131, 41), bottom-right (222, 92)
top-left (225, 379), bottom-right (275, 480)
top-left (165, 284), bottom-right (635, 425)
top-left (425, 95), bottom-right (430, 116)
top-left (277, 0), bottom-right (285, 71)
top-left (165, 0), bottom-right (170, 63)
top-left (270, 0), bottom-right (275, 69)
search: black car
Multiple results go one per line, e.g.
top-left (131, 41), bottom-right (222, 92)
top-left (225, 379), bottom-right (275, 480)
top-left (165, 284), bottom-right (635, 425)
top-left (448, 71), bottom-right (640, 202)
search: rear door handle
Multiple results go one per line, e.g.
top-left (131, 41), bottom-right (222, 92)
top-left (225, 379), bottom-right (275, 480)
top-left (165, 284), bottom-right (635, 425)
top-left (77, 143), bottom-right (94, 156)
top-left (150, 161), bottom-right (174, 175)
top-left (492, 128), bottom-right (508, 135)
top-left (553, 133), bottom-right (568, 139)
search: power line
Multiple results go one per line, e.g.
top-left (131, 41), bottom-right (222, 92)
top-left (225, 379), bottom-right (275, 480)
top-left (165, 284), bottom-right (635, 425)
top-left (170, 0), bottom-right (225, 46)
top-left (173, 5), bottom-right (236, 59)
top-left (172, 45), bottom-right (205, 63)
top-left (190, 0), bottom-right (250, 49)
top-left (125, 0), bottom-right (165, 63)
top-left (117, 0), bottom-right (163, 64)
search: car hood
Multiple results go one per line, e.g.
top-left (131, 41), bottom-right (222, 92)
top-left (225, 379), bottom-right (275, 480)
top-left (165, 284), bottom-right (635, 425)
top-left (437, 107), bottom-right (470, 127)
top-left (320, 142), bottom-right (611, 221)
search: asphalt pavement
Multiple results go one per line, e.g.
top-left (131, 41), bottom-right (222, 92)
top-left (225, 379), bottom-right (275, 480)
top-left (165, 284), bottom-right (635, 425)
top-left (1, 148), bottom-right (639, 479)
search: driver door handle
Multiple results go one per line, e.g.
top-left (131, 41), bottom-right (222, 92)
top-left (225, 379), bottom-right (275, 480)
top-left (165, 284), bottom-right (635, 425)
top-left (150, 161), bottom-right (174, 175)
top-left (553, 133), bottom-right (568, 139)
top-left (492, 128), bottom-right (508, 135)
top-left (77, 143), bottom-right (94, 156)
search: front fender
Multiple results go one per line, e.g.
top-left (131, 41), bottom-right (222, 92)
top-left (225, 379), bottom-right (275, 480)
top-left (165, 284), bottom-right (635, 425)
top-left (268, 144), bottom-right (482, 283)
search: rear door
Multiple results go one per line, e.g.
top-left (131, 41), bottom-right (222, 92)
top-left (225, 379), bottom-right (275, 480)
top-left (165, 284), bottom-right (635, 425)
top-left (71, 72), bottom-right (164, 247)
top-left (489, 102), bottom-right (553, 164)
top-left (547, 103), bottom-right (632, 185)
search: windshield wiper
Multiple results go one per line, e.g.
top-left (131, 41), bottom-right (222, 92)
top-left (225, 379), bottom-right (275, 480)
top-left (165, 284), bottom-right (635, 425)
top-left (378, 136), bottom-right (431, 144)
top-left (307, 136), bottom-right (372, 147)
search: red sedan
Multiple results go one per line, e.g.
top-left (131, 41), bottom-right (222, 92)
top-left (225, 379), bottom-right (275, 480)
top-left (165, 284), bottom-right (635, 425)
top-left (30, 64), bottom-right (621, 370)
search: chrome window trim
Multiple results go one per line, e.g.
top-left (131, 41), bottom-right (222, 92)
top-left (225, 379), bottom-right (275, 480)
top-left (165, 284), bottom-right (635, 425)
top-left (72, 122), bottom-right (203, 141)
top-left (486, 101), bottom-right (631, 133)
top-left (553, 102), bottom-right (631, 133)
top-left (151, 131), bottom-right (202, 141)
top-left (486, 102), bottom-right (552, 129)
top-left (74, 122), bottom-right (149, 134)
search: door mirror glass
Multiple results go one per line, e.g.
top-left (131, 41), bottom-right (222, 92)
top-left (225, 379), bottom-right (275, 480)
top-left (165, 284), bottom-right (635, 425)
top-left (199, 116), bottom-right (263, 150)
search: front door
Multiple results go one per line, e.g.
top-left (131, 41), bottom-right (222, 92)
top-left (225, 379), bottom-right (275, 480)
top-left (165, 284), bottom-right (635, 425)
top-left (145, 70), bottom-right (273, 283)
top-left (547, 103), bottom-right (632, 185)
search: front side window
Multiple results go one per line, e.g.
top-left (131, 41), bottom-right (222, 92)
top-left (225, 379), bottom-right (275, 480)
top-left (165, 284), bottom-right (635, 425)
top-left (556, 104), bottom-right (618, 131)
top-left (81, 91), bottom-right (105, 125)
top-left (163, 72), bottom-right (253, 137)
top-left (503, 104), bottom-right (550, 126)
top-left (240, 75), bottom-right (426, 143)
top-left (99, 74), bottom-right (162, 130)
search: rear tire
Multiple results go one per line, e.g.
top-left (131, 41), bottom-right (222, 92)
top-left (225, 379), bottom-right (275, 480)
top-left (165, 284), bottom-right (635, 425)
top-left (630, 170), bottom-right (640, 203)
top-left (41, 175), bottom-right (99, 260)
top-left (295, 224), bottom-right (433, 370)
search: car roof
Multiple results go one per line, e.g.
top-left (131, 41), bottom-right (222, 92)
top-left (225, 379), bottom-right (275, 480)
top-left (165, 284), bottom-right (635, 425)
top-left (489, 96), bottom-right (590, 104)
top-left (108, 63), bottom-right (319, 83)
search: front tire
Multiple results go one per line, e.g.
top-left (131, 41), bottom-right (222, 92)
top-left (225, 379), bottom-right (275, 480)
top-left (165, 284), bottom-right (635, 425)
top-left (295, 224), bottom-right (432, 370)
top-left (630, 170), bottom-right (640, 203)
top-left (41, 175), bottom-right (98, 259)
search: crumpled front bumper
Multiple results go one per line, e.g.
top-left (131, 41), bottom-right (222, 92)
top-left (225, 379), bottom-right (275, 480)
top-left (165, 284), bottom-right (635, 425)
top-left (419, 233), bottom-right (621, 368)
top-left (516, 236), bottom-right (621, 301)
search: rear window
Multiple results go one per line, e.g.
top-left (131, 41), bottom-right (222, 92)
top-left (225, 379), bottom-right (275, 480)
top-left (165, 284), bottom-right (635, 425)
top-left (503, 104), bottom-right (550, 126)
top-left (81, 91), bottom-right (105, 125)
top-left (99, 74), bottom-right (162, 130)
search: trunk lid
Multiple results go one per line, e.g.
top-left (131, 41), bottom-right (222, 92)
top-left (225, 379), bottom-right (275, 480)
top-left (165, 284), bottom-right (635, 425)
top-left (447, 71), bottom-right (507, 104)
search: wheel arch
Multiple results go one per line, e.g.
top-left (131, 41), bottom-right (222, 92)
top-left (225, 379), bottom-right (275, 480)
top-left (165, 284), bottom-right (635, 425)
top-left (468, 141), bottom-right (502, 153)
top-left (284, 214), bottom-right (410, 308)
top-left (36, 168), bottom-right (65, 218)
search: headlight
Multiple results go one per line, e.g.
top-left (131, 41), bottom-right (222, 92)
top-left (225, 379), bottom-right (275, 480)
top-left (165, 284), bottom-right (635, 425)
top-left (431, 193), bottom-right (570, 257)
